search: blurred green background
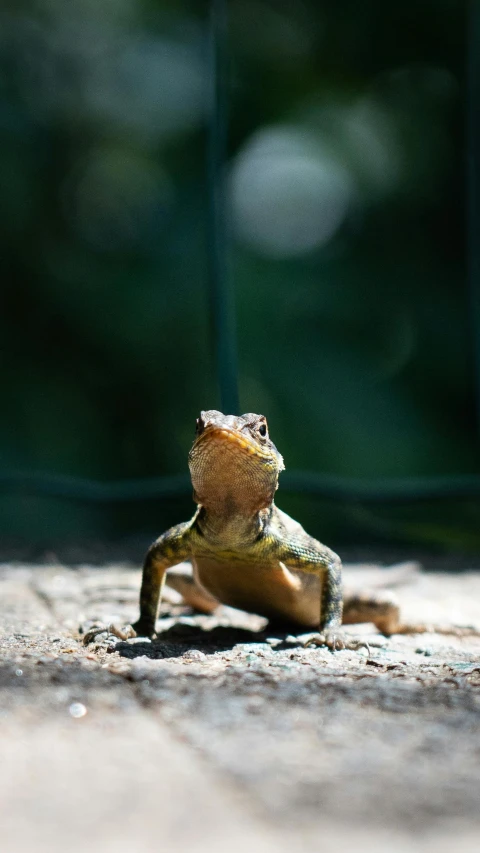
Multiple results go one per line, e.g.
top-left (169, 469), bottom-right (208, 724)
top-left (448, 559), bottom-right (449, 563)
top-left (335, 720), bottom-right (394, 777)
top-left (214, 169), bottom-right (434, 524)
top-left (0, 0), bottom-right (478, 552)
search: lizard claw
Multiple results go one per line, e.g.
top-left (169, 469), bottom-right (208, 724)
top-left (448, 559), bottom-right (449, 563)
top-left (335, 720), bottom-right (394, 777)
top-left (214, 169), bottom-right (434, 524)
top-left (131, 619), bottom-right (156, 639)
top-left (303, 631), bottom-right (342, 650)
top-left (107, 623), bottom-right (137, 641)
top-left (301, 630), bottom-right (371, 655)
top-left (82, 622), bottom-right (137, 646)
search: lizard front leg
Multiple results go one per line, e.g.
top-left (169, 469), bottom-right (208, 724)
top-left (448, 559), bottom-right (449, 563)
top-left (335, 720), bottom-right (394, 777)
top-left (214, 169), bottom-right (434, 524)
top-left (83, 521), bottom-right (193, 645)
top-left (275, 534), bottom-right (347, 649)
top-left (132, 521), bottom-right (193, 637)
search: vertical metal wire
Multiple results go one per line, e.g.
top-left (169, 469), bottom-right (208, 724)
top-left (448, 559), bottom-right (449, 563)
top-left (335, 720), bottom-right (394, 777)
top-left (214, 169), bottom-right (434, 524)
top-left (207, 0), bottom-right (240, 414)
top-left (468, 0), bottom-right (480, 433)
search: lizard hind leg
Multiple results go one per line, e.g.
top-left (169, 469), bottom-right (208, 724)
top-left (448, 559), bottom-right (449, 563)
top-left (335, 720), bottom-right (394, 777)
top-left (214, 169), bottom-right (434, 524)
top-left (342, 590), bottom-right (401, 636)
top-left (165, 566), bottom-right (219, 614)
top-left (342, 590), bottom-right (480, 638)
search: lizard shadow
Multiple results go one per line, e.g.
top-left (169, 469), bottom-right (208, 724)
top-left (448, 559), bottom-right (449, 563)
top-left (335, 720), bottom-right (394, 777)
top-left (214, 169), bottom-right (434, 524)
top-left (112, 621), bottom-right (296, 660)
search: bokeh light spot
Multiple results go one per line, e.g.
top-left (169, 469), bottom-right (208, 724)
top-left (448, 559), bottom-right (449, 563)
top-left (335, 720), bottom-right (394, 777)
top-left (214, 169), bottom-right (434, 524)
top-left (230, 127), bottom-right (352, 257)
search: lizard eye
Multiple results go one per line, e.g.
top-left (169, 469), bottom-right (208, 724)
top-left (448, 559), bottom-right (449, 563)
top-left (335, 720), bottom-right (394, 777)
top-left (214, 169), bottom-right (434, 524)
top-left (195, 416), bottom-right (205, 436)
top-left (258, 423), bottom-right (267, 438)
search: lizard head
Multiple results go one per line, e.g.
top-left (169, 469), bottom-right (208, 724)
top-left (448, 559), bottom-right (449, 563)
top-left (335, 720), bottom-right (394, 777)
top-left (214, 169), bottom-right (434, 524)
top-left (188, 410), bottom-right (284, 513)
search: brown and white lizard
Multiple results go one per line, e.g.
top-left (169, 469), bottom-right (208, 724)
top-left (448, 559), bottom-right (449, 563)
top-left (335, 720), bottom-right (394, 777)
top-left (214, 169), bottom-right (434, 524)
top-left (86, 411), bottom-right (478, 649)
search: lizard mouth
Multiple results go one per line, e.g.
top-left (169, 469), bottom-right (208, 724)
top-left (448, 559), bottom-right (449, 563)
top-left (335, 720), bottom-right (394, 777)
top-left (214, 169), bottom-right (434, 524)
top-left (189, 425), bottom-right (276, 464)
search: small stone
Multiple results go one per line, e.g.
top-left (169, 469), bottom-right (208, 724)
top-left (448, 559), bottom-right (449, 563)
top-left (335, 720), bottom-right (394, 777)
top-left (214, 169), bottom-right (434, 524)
top-left (15, 669), bottom-right (23, 677)
top-left (183, 650), bottom-right (206, 660)
top-left (416, 647), bottom-right (434, 656)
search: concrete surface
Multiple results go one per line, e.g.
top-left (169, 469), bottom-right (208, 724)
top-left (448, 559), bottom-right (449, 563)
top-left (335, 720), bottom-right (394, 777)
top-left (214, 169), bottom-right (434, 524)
top-left (1, 559), bottom-right (480, 853)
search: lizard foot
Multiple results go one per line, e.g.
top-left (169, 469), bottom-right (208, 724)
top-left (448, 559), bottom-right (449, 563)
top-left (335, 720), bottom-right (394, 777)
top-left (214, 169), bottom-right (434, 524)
top-left (82, 622), bottom-right (138, 646)
top-left (298, 630), bottom-right (372, 654)
top-left (130, 619), bottom-right (157, 639)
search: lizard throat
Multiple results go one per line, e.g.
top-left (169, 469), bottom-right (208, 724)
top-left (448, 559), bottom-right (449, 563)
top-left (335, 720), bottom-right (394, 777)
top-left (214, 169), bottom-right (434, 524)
top-left (188, 427), bottom-right (279, 516)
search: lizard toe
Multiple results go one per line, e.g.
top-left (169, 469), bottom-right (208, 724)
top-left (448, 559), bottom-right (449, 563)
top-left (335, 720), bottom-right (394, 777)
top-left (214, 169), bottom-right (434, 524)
top-left (301, 630), bottom-right (371, 654)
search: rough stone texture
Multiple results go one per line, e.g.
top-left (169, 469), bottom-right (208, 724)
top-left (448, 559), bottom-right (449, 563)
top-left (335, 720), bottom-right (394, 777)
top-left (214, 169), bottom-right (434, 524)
top-left (1, 559), bottom-right (480, 853)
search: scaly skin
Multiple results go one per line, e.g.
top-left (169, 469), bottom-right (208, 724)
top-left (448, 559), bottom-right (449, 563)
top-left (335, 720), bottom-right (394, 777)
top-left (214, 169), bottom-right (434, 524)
top-left (132, 411), bottom-right (346, 649)
top-left (85, 411), bottom-right (480, 650)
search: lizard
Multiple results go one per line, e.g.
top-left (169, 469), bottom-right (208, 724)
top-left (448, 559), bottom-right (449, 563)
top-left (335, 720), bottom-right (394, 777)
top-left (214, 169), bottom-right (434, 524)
top-left (85, 410), bottom-right (479, 649)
